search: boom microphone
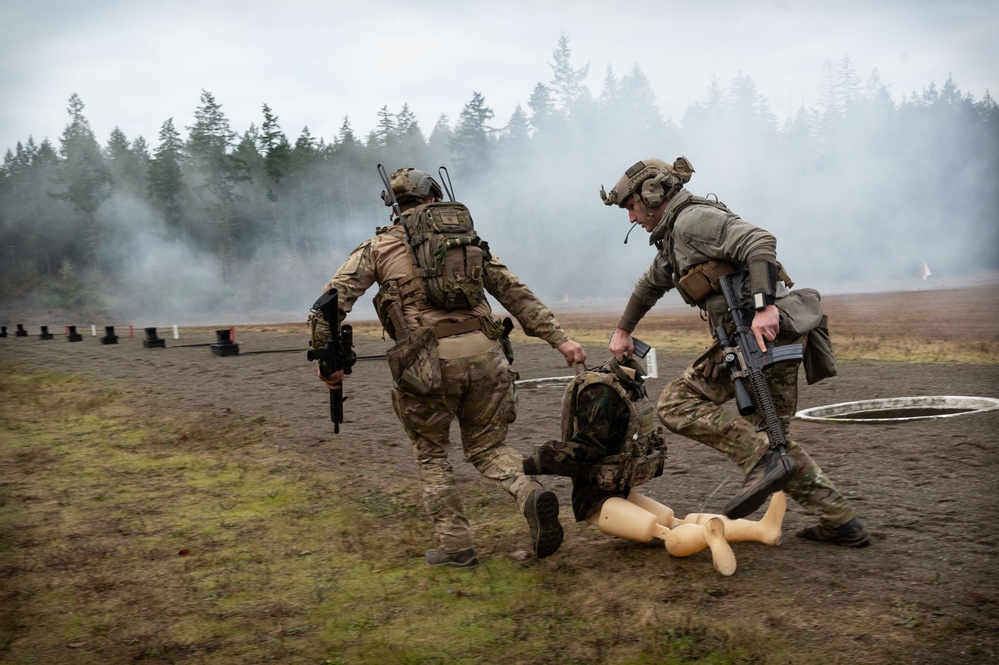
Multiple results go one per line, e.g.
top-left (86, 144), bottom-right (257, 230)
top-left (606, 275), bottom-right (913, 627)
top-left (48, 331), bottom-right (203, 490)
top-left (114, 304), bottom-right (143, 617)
top-left (623, 222), bottom-right (639, 244)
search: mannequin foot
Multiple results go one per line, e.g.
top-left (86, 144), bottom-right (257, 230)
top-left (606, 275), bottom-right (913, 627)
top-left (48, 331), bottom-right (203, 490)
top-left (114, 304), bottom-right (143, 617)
top-left (704, 517), bottom-right (737, 576)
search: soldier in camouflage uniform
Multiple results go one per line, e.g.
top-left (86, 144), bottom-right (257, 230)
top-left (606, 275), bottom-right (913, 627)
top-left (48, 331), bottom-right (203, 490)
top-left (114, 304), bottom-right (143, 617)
top-left (311, 167), bottom-right (586, 567)
top-left (599, 157), bottom-right (869, 548)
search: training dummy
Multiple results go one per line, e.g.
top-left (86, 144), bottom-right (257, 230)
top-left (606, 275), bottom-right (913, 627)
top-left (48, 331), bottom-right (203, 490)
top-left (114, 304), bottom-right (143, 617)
top-left (522, 357), bottom-right (786, 576)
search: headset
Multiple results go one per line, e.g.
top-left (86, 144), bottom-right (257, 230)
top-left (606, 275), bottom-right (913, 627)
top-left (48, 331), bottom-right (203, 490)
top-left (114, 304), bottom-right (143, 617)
top-left (638, 170), bottom-right (675, 208)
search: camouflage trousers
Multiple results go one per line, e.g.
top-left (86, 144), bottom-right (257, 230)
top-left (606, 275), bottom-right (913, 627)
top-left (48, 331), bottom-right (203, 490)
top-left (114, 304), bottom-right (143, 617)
top-left (657, 339), bottom-right (856, 527)
top-left (392, 344), bottom-right (542, 552)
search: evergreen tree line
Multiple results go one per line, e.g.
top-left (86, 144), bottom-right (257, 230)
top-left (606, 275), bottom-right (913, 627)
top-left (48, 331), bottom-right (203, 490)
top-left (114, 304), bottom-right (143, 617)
top-left (1, 36), bottom-right (997, 318)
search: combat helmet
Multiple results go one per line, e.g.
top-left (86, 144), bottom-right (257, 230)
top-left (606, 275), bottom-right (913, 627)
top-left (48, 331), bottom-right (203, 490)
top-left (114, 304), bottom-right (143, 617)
top-left (381, 167), bottom-right (444, 206)
top-left (600, 157), bottom-right (694, 208)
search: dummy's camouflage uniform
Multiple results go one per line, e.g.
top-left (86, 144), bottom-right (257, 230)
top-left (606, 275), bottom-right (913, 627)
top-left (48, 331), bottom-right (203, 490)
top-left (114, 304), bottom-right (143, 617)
top-left (525, 383), bottom-right (631, 521)
top-left (313, 211), bottom-right (571, 553)
top-left (524, 360), bottom-right (666, 522)
top-left (624, 189), bottom-right (857, 528)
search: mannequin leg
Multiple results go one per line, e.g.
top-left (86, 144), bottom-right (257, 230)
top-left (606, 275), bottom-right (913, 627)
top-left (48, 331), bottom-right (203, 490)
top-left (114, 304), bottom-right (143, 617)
top-left (588, 498), bottom-right (737, 576)
top-left (665, 519), bottom-right (737, 576)
top-left (678, 491), bottom-right (786, 546)
top-left (624, 489), bottom-right (678, 528)
top-left (586, 497), bottom-right (670, 543)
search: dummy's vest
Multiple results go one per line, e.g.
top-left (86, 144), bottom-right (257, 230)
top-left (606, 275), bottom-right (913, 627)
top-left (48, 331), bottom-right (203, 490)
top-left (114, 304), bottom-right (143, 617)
top-left (561, 361), bottom-right (667, 491)
top-left (403, 201), bottom-right (491, 309)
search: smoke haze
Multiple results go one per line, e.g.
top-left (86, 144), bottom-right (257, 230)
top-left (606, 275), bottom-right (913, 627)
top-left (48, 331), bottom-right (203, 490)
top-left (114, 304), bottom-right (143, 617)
top-left (1, 28), bottom-right (997, 328)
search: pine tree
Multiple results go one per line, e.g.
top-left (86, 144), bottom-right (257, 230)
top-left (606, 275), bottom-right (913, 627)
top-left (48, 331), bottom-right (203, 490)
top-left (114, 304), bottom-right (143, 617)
top-left (427, 114), bottom-right (453, 167)
top-left (450, 91), bottom-right (495, 178)
top-left (147, 118), bottom-right (185, 232)
top-left (528, 82), bottom-right (555, 134)
top-left (104, 127), bottom-right (148, 199)
top-left (259, 103), bottom-right (291, 201)
top-left (548, 33), bottom-right (589, 117)
top-left (53, 93), bottom-right (112, 265)
top-left (186, 90), bottom-right (250, 269)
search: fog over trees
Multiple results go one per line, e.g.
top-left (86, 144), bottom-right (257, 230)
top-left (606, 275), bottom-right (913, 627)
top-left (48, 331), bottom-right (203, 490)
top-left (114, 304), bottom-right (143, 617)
top-left (2, 37), bottom-right (997, 323)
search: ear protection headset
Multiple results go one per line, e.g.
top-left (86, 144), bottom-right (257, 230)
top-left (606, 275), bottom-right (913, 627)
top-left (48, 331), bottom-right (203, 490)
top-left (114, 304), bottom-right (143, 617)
top-left (638, 171), bottom-right (675, 208)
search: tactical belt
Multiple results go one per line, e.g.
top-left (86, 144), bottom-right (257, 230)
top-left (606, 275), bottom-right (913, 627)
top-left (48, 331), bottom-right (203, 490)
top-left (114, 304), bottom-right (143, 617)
top-left (433, 318), bottom-right (483, 339)
top-left (434, 319), bottom-right (497, 359)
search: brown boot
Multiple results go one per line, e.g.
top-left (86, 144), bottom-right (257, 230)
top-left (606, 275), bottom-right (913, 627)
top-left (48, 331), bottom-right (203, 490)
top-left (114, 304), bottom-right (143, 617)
top-left (724, 449), bottom-right (797, 519)
top-left (424, 548), bottom-right (479, 567)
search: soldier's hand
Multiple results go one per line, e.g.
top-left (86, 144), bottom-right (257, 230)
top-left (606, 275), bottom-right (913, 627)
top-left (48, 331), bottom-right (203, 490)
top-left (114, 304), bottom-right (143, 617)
top-left (609, 328), bottom-right (634, 362)
top-left (558, 339), bottom-right (587, 366)
top-left (319, 369), bottom-right (344, 391)
top-left (751, 305), bottom-right (780, 352)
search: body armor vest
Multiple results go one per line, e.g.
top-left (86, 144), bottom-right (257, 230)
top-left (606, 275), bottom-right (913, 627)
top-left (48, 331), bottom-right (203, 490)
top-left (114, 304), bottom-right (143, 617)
top-left (560, 362), bottom-right (666, 491)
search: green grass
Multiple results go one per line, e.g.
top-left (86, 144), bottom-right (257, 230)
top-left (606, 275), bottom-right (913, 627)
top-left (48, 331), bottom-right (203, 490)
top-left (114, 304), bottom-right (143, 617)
top-left (0, 366), bottom-right (953, 664)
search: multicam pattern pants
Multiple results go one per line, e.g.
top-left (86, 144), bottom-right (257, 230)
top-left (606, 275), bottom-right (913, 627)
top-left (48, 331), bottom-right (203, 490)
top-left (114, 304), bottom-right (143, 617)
top-left (391, 344), bottom-right (541, 552)
top-left (657, 339), bottom-right (857, 527)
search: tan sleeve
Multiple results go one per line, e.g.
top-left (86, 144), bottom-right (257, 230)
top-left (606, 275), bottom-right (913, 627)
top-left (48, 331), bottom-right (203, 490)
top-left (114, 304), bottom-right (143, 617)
top-left (483, 255), bottom-right (570, 348)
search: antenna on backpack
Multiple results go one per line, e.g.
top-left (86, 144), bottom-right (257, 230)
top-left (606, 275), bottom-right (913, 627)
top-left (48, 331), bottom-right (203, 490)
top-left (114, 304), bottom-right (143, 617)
top-left (438, 166), bottom-right (456, 201)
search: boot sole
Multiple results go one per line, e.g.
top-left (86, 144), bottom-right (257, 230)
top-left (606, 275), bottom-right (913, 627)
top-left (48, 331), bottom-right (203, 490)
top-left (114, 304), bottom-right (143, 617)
top-left (724, 462), bottom-right (797, 520)
top-left (527, 490), bottom-right (564, 559)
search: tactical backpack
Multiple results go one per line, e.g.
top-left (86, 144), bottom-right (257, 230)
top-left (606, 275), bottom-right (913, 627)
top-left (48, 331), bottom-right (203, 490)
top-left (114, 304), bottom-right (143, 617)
top-left (403, 201), bottom-right (491, 309)
top-left (561, 360), bottom-right (667, 491)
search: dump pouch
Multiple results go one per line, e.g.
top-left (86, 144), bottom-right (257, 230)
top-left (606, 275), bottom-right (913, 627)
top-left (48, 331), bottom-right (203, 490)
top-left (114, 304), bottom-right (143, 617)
top-left (385, 326), bottom-right (442, 396)
top-left (776, 288), bottom-right (824, 337)
top-left (804, 315), bottom-right (837, 384)
top-left (774, 287), bottom-right (837, 384)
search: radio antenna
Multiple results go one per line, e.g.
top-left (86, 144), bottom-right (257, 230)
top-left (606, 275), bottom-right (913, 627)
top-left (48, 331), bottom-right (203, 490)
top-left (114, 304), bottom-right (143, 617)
top-left (438, 166), bottom-right (456, 201)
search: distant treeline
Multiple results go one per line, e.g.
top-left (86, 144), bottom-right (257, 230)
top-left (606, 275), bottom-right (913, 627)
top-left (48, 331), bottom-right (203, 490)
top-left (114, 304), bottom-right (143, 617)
top-left (2, 38), bottom-right (997, 312)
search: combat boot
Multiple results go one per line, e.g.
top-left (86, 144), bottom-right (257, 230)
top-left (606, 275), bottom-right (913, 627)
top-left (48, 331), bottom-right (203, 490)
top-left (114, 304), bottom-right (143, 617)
top-left (724, 448), bottom-right (797, 519)
top-left (796, 518), bottom-right (871, 548)
top-left (424, 548), bottom-right (479, 568)
top-left (524, 488), bottom-right (563, 558)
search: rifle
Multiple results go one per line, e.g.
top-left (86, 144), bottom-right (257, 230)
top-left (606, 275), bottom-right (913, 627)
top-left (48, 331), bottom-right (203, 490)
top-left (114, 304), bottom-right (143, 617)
top-left (377, 163), bottom-right (421, 266)
top-left (307, 288), bottom-right (357, 433)
top-left (715, 271), bottom-right (802, 473)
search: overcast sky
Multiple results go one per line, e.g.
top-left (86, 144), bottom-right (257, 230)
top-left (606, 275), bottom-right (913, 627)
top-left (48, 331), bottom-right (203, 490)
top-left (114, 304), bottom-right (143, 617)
top-left (1, 0), bottom-right (996, 154)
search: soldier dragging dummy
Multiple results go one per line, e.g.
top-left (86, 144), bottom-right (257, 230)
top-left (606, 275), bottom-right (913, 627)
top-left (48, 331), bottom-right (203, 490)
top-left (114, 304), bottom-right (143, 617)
top-left (523, 357), bottom-right (786, 576)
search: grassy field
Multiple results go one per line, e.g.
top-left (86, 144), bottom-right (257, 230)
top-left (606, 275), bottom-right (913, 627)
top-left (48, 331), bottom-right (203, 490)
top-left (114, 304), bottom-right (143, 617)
top-left (2, 313), bottom-right (994, 663)
top-left (1, 367), bottom-right (798, 665)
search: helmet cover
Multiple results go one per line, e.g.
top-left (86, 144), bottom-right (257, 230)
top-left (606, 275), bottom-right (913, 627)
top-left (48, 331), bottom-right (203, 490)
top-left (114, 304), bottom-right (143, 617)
top-left (600, 157), bottom-right (694, 208)
top-left (381, 167), bottom-right (444, 206)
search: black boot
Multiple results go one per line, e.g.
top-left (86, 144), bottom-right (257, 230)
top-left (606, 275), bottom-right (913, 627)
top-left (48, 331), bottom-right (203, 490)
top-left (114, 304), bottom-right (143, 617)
top-left (724, 449), bottom-right (797, 519)
top-left (524, 488), bottom-right (563, 558)
top-left (797, 518), bottom-right (871, 548)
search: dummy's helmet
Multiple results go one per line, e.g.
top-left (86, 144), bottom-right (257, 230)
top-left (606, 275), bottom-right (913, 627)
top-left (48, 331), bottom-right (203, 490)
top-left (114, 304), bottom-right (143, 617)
top-left (381, 167), bottom-right (444, 206)
top-left (599, 157), bottom-right (694, 208)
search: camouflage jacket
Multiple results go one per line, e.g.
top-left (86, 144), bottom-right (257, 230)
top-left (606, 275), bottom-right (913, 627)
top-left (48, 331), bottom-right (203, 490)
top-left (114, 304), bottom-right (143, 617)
top-left (312, 211), bottom-right (571, 349)
top-left (622, 188), bottom-right (782, 333)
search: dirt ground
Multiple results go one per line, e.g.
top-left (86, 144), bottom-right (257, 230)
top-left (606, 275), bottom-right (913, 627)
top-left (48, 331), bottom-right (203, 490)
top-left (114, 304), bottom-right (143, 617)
top-left (2, 285), bottom-right (998, 663)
